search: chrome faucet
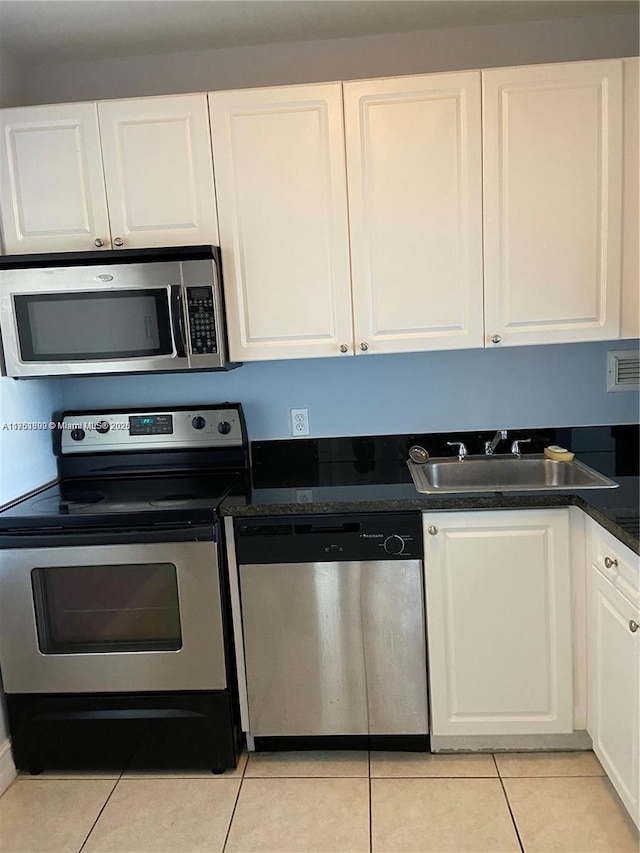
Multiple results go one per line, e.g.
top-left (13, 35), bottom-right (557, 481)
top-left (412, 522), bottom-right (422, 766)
top-left (447, 441), bottom-right (468, 461)
top-left (484, 430), bottom-right (507, 455)
top-left (511, 438), bottom-right (532, 456)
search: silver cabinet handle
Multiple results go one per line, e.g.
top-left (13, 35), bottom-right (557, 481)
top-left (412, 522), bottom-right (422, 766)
top-left (428, 525), bottom-right (438, 536)
top-left (604, 556), bottom-right (618, 569)
top-left (94, 238), bottom-right (104, 248)
top-left (339, 344), bottom-right (348, 353)
top-left (490, 334), bottom-right (501, 344)
top-left (630, 620), bottom-right (639, 633)
top-left (360, 342), bottom-right (369, 351)
top-left (113, 237), bottom-right (124, 247)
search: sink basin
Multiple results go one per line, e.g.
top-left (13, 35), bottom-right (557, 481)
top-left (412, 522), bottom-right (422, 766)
top-left (407, 454), bottom-right (618, 494)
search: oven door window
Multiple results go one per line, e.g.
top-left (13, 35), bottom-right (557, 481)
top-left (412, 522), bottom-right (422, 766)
top-left (31, 563), bottom-right (182, 654)
top-left (14, 289), bottom-right (173, 362)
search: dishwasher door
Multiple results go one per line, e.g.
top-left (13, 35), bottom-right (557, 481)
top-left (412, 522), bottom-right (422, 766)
top-left (239, 559), bottom-right (428, 737)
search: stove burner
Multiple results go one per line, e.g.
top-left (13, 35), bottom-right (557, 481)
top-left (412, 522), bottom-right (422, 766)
top-left (32, 493), bottom-right (105, 513)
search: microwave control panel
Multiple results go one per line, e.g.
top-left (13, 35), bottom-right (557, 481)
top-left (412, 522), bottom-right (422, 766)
top-left (186, 286), bottom-right (217, 354)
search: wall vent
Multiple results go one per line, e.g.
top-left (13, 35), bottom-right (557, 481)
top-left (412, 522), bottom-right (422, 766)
top-left (607, 349), bottom-right (640, 392)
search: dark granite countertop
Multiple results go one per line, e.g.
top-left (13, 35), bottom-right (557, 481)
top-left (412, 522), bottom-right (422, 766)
top-left (219, 427), bottom-right (640, 555)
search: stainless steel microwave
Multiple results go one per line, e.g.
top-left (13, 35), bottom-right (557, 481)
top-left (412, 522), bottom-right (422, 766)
top-left (0, 245), bottom-right (239, 378)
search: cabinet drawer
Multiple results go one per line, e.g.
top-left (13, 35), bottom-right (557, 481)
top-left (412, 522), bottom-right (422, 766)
top-left (590, 521), bottom-right (640, 608)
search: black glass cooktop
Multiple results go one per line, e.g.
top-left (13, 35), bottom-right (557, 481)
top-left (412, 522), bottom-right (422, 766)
top-left (0, 472), bottom-right (244, 530)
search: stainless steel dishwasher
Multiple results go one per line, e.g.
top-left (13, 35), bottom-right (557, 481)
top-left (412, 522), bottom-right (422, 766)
top-left (235, 513), bottom-right (429, 749)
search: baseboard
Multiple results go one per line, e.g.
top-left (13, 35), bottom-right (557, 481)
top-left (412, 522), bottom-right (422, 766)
top-left (0, 738), bottom-right (16, 796)
top-left (431, 730), bottom-right (593, 752)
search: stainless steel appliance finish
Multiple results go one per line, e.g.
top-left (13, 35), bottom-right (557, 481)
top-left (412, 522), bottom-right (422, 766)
top-left (408, 454), bottom-right (619, 494)
top-left (0, 246), bottom-right (235, 377)
top-left (0, 540), bottom-right (225, 694)
top-left (0, 404), bottom-right (248, 697)
top-left (59, 407), bottom-right (244, 454)
top-left (236, 514), bottom-right (428, 739)
top-left (0, 402), bottom-right (248, 773)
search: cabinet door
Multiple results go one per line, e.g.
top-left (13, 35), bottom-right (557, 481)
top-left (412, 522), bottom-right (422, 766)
top-left (209, 84), bottom-right (353, 361)
top-left (622, 57), bottom-right (639, 340)
top-left (344, 72), bottom-right (484, 354)
top-left (424, 509), bottom-right (573, 736)
top-left (98, 94), bottom-right (218, 249)
top-left (483, 60), bottom-right (623, 346)
top-left (0, 103), bottom-right (111, 254)
top-left (588, 568), bottom-right (640, 829)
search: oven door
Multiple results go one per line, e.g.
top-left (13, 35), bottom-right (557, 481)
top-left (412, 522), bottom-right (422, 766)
top-left (0, 536), bottom-right (225, 694)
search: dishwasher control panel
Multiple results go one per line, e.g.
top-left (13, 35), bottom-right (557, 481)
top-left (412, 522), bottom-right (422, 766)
top-left (235, 512), bottom-right (423, 563)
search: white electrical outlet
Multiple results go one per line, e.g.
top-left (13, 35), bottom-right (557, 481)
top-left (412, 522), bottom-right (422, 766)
top-left (290, 408), bottom-right (309, 436)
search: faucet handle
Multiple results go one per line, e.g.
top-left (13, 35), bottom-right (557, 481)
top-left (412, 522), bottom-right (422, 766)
top-left (447, 441), bottom-right (468, 460)
top-left (511, 438), bottom-right (532, 455)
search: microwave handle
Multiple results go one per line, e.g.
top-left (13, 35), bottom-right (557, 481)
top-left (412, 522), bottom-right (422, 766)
top-left (170, 285), bottom-right (187, 359)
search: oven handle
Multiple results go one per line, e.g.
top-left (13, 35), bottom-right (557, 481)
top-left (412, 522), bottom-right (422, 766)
top-left (170, 285), bottom-right (188, 359)
top-left (0, 524), bottom-right (216, 549)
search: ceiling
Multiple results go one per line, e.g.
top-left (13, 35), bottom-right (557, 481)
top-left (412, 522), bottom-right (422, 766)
top-left (0, 0), bottom-right (638, 65)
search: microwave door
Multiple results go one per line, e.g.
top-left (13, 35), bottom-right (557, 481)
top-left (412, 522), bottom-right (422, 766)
top-left (2, 285), bottom-right (189, 377)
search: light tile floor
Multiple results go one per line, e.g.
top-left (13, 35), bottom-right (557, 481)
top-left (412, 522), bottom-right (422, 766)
top-left (1, 751), bottom-right (638, 853)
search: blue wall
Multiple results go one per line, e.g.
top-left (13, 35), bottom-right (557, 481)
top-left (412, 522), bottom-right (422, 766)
top-left (0, 377), bottom-right (61, 506)
top-left (0, 375), bottom-right (62, 744)
top-left (61, 339), bottom-right (640, 441)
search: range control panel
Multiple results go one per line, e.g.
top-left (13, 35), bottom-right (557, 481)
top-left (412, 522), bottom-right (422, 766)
top-left (60, 405), bottom-right (244, 454)
top-left (235, 513), bottom-right (423, 563)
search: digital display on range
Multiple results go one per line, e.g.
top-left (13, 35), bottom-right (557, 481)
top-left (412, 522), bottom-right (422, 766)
top-left (129, 414), bottom-right (174, 435)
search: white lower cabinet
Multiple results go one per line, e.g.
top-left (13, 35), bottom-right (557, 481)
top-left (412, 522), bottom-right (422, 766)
top-left (423, 508), bottom-right (573, 737)
top-left (587, 523), bottom-right (640, 829)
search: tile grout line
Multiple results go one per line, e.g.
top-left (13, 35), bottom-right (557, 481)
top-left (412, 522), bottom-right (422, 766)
top-left (221, 754), bottom-right (249, 852)
top-left (493, 754), bottom-right (525, 853)
top-left (77, 772), bottom-right (122, 853)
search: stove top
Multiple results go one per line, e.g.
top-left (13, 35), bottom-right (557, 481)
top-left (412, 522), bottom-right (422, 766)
top-left (0, 404), bottom-right (250, 536)
top-left (0, 472), bottom-right (246, 532)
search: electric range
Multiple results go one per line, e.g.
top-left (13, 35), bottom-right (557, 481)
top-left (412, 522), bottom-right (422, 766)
top-left (0, 404), bottom-right (249, 774)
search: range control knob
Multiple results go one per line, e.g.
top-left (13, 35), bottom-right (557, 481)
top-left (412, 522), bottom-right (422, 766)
top-left (383, 535), bottom-right (405, 556)
top-left (95, 420), bottom-right (110, 434)
top-left (217, 421), bottom-right (231, 435)
top-left (70, 428), bottom-right (86, 442)
top-left (192, 416), bottom-right (206, 430)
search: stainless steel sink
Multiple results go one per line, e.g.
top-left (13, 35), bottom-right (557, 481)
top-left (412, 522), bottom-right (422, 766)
top-left (407, 454), bottom-right (618, 494)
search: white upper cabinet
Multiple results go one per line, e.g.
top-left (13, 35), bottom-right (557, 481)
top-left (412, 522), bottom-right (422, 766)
top-left (209, 83), bottom-right (353, 362)
top-left (0, 102), bottom-right (111, 254)
top-left (483, 60), bottom-right (623, 346)
top-left (97, 94), bottom-right (218, 249)
top-left (0, 95), bottom-right (218, 254)
top-left (622, 57), bottom-right (639, 340)
top-left (344, 72), bottom-right (484, 354)
top-left (424, 508), bottom-right (573, 737)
